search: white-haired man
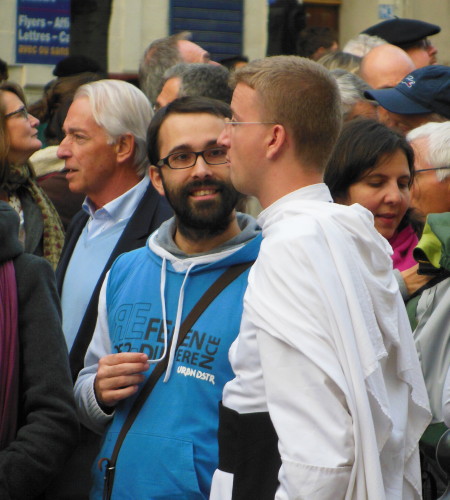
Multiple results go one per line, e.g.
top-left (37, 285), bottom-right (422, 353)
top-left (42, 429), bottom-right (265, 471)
top-left (45, 80), bottom-right (172, 499)
top-left (407, 121), bottom-right (450, 220)
top-left (405, 121), bottom-right (450, 499)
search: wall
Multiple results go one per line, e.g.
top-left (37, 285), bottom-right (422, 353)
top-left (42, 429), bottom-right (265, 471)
top-left (107, 0), bottom-right (267, 74)
top-left (408, 1), bottom-right (450, 65)
top-left (108, 0), bottom-right (169, 74)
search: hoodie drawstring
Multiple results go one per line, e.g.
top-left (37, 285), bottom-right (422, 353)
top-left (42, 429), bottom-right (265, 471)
top-left (152, 257), bottom-right (196, 382)
top-left (148, 257), bottom-right (169, 366)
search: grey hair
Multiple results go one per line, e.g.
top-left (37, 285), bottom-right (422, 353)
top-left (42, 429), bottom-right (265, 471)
top-left (343, 34), bottom-right (386, 57)
top-left (163, 62), bottom-right (191, 81)
top-left (139, 32), bottom-right (191, 105)
top-left (330, 69), bottom-right (373, 120)
top-left (163, 62), bottom-right (232, 103)
top-left (407, 121), bottom-right (450, 181)
top-left (74, 79), bottom-right (153, 176)
top-left (317, 51), bottom-right (362, 74)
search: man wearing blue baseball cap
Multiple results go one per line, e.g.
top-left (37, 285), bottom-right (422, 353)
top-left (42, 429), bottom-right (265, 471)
top-left (365, 65), bottom-right (450, 134)
top-left (362, 18), bottom-right (440, 68)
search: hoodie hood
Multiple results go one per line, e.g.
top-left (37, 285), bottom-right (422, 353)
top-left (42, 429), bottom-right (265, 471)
top-left (413, 212), bottom-right (450, 271)
top-left (0, 202), bottom-right (24, 263)
top-left (149, 212), bottom-right (261, 272)
top-left (144, 211), bottom-right (261, 381)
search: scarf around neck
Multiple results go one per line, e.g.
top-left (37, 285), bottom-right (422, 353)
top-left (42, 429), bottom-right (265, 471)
top-left (389, 225), bottom-right (419, 272)
top-left (4, 164), bottom-right (64, 269)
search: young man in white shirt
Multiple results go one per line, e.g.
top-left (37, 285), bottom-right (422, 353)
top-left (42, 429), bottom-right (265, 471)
top-left (210, 55), bottom-right (431, 500)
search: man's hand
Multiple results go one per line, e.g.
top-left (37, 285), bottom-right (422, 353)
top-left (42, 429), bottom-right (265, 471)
top-left (94, 352), bottom-right (149, 409)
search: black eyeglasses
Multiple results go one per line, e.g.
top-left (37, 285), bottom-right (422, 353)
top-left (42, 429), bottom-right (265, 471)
top-left (5, 106), bottom-right (29, 120)
top-left (415, 166), bottom-right (450, 174)
top-left (157, 147), bottom-right (228, 169)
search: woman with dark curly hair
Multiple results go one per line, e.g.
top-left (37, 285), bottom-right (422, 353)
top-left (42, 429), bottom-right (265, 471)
top-left (0, 81), bottom-right (64, 268)
top-left (325, 118), bottom-right (421, 271)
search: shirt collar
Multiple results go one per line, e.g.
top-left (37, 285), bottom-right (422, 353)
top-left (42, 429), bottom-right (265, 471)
top-left (258, 183), bottom-right (333, 226)
top-left (82, 176), bottom-right (149, 222)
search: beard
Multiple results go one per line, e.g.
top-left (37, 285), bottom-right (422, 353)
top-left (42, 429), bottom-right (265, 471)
top-left (160, 175), bottom-right (241, 242)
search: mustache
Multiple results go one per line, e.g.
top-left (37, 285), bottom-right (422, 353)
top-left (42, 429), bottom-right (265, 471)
top-left (182, 179), bottom-right (225, 194)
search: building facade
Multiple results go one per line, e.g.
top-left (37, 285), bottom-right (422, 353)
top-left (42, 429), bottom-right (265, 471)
top-left (0, 0), bottom-right (449, 101)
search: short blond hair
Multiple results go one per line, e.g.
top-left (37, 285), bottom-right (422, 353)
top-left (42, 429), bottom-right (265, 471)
top-left (232, 56), bottom-right (342, 171)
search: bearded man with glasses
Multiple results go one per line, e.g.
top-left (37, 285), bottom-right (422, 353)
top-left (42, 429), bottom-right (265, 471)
top-left (74, 96), bottom-right (261, 500)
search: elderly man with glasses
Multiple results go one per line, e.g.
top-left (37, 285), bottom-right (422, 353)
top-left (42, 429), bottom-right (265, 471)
top-left (362, 17), bottom-right (440, 68)
top-left (404, 120), bottom-right (450, 499)
top-left (406, 121), bottom-right (450, 220)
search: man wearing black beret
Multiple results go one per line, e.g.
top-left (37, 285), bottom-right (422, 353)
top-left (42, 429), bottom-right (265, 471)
top-left (362, 17), bottom-right (440, 68)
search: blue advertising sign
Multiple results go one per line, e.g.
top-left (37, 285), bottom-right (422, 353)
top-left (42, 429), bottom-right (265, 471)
top-left (16, 0), bottom-right (70, 65)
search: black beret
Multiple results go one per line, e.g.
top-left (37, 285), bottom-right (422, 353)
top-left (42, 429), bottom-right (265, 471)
top-left (362, 18), bottom-right (440, 47)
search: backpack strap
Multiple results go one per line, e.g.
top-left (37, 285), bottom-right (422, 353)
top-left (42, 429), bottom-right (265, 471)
top-left (100, 260), bottom-right (254, 500)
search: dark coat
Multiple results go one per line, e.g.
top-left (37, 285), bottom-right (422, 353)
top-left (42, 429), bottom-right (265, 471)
top-left (0, 202), bottom-right (79, 500)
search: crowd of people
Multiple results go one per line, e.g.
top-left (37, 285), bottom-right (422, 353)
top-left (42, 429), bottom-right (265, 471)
top-left (1, 14), bottom-right (450, 500)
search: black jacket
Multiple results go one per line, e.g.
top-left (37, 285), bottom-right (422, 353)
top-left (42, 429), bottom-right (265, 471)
top-left (0, 202), bottom-right (79, 500)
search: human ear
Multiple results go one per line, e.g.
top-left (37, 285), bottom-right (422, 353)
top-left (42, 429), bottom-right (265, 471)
top-left (115, 133), bottom-right (135, 163)
top-left (266, 124), bottom-right (287, 160)
top-left (149, 166), bottom-right (166, 197)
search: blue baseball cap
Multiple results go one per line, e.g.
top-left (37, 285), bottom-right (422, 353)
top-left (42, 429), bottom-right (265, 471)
top-left (364, 65), bottom-right (450, 119)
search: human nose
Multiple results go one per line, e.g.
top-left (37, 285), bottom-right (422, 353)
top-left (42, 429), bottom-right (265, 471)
top-left (190, 153), bottom-right (213, 178)
top-left (57, 136), bottom-right (71, 159)
top-left (28, 112), bottom-right (40, 127)
top-left (384, 184), bottom-right (402, 205)
top-left (217, 126), bottom-right (230, 149)
top-left (427, 44), bottom-right (437, 56)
